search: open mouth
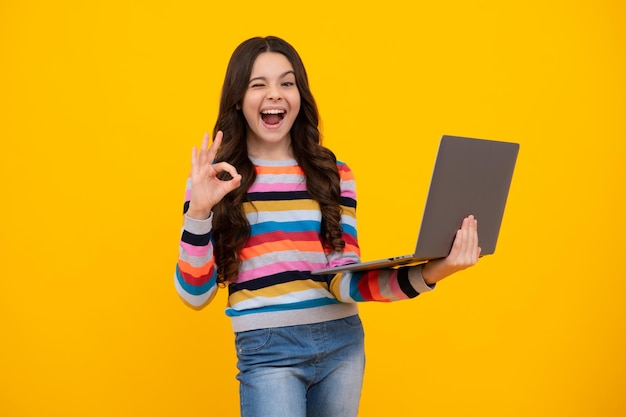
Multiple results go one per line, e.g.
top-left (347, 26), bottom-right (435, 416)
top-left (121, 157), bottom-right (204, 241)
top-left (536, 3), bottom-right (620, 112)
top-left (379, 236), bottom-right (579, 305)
top-left (260, 109), bottom-right (286, 126)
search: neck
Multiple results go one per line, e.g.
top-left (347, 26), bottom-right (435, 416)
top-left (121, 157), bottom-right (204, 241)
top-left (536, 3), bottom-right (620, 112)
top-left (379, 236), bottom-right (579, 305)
top-left (246, 137), bottom-right (294, 160)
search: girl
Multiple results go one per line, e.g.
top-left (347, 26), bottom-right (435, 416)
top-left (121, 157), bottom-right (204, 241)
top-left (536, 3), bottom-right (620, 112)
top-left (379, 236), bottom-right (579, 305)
top-left (175, 36), bottom-right (480, 417)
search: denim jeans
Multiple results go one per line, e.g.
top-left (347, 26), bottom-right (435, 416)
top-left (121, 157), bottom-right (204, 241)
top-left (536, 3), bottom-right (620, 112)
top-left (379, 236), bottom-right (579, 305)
top-left (235, 315), bottom-right (366, 417)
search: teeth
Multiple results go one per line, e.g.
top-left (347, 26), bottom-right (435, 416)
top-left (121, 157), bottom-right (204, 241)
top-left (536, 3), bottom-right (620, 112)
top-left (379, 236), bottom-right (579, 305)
top-left (261, 109), bottom-right (285, 114)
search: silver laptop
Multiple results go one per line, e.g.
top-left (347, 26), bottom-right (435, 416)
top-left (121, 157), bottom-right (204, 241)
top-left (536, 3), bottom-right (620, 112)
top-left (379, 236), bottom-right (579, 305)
top-left (311, 135), bottom-right (519, 275)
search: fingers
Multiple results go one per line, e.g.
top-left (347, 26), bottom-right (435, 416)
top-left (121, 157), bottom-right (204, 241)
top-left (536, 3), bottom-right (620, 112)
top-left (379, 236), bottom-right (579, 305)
top-left (449, 215), bottom-right (480, 266)
top-left (462, 215), bottom-right (479, 263)
top-left (222, 172), bottom-right (243, 194)
top-left (423, 215), bottom-right (481, 283)
top-left (193, 131), bottom-right (220, 165)
top-left (466, 215), bottom-right (478, 256)
top-left (191, 131), bottom-right (241, 185)
top-left (197, 132), bottom-right (211, 167)
top-left (192, 131), bottom-right (224, 171)
top-left (206, 131), bottom-right (223, 163)
top-left (191, 145), bottom-right (198, 167)
top-left (211, 161), bottom-right (241, 181)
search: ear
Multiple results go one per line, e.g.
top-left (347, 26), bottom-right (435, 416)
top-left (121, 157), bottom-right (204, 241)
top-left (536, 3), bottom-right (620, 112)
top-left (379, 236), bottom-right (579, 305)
top-left (236, 102), bottom-right (242, 110)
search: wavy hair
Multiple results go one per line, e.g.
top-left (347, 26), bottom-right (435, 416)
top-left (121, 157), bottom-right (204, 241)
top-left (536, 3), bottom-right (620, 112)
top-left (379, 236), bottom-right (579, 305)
top-left (211, 36), bottom-right (345, 284)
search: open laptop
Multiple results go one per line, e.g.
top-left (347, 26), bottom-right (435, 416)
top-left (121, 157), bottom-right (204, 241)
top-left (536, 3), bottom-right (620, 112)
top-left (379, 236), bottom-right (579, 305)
top-left (311, 135), bottom-right (519, 275)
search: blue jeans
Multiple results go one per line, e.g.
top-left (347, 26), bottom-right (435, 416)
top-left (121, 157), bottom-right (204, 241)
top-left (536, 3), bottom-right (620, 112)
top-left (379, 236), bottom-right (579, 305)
top-left (235, 315), bottom-right (366, 417)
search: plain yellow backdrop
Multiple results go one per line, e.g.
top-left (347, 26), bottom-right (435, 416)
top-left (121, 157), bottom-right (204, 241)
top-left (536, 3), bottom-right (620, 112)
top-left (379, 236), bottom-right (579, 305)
top-left (1, 1), bottom-right (625, 416)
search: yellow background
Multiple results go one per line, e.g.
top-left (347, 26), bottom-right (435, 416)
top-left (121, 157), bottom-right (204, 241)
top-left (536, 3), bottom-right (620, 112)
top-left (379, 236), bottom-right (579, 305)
top-left (1, 1), bottom-right (625, 416)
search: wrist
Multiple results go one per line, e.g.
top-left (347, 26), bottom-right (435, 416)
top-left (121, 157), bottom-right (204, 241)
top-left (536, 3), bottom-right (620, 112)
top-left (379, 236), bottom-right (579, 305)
top-left (421, 261), bottom-right (450, 285)
top-left (186, 206), bottom-right (212, 220)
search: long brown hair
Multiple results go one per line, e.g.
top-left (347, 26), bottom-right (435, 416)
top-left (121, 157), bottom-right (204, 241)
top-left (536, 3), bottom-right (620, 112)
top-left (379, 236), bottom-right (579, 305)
top-left (211, 36), bottom-right (345, 284)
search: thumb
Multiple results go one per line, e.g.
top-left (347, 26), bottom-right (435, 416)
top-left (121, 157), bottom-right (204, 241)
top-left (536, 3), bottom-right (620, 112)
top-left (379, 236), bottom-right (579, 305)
top-left (223, 174), bottom-right (243, 194)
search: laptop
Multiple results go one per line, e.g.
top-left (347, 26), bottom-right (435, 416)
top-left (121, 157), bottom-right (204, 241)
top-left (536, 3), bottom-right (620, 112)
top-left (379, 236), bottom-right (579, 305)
top-left (311, 135), bottom-right (519, 275)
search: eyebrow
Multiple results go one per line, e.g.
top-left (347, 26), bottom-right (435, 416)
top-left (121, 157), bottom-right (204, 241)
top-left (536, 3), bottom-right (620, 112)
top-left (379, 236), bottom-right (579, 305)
top-left (248, 70), bottom-right (296, 84)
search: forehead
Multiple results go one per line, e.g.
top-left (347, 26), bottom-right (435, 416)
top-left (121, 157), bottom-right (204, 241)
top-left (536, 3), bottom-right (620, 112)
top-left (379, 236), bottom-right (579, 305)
top-left (250, 52), bottom-right (294, 77)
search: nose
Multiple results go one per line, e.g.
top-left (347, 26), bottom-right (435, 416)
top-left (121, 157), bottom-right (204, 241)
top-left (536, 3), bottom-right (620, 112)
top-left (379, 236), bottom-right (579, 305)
top-left (266, 84), bottom-right (282, 101)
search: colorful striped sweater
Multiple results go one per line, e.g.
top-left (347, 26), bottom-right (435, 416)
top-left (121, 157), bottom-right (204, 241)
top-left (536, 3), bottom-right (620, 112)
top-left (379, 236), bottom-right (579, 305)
top-left (175, 157), bottom-right (434, 332)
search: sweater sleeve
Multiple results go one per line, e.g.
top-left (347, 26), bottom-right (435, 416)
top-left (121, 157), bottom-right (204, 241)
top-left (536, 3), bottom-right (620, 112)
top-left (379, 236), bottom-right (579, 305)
top-left (174, 177), bottom-right (219, 309)
top-left (328, 264), bottom-right (434, 302)
top-left (326, 162), bottom-right (435, 302)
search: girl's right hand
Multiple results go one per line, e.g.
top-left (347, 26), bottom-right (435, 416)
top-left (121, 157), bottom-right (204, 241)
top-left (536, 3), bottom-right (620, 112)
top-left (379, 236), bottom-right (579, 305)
top-left (421, 215), bottom-right (481, 284)
top-left (187, 131), bottom-right (242, 220)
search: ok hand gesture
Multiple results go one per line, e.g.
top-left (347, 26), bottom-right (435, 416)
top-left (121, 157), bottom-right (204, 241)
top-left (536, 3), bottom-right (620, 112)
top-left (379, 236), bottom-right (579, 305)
top-left (186, 131), bottom-right (242, 220)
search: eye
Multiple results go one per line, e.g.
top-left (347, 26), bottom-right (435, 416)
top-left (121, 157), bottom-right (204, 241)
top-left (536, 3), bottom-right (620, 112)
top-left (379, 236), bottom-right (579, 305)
top-left (282, 81), bottom-right (295, 87)
top-left (250, 82), bottom-right (265, 88)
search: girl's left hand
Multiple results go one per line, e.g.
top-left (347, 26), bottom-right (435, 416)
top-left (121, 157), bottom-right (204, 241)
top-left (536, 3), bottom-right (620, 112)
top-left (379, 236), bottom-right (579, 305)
top-left (421, 215), bottom-right (481, 285)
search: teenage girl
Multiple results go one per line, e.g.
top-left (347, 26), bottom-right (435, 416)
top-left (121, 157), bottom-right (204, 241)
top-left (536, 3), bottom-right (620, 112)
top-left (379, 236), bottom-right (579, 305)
top-left (175, 35), bottom-right (480, 417)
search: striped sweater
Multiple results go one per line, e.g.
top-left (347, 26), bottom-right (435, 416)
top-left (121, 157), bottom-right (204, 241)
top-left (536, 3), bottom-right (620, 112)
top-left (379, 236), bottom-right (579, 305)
top-left (175, 157), bottom-right (434, 332)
